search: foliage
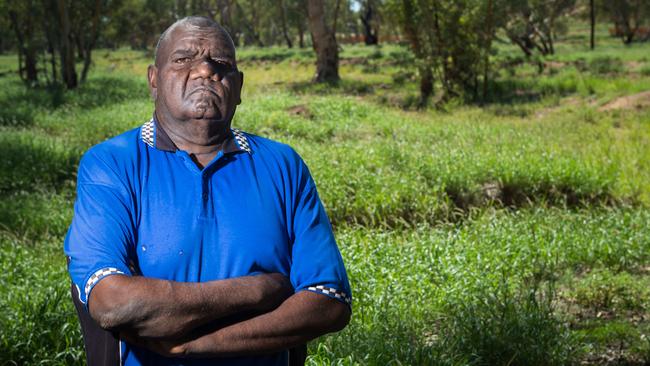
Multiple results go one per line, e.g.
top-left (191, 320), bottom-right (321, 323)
top-left (574, 269), bottom-right (648, 314)
top-left (599, 0), bottom-right (650, 44)
top-left (503, 0), bottom-right (576, 57)
top-left (0, 23), bottom-right (650, 366)
top-left (588, 55), bottom-right (624, 74)
top-left (384, 0), bottom-right (501, 102)
top-left (0, 0), bottom-right (112, 88)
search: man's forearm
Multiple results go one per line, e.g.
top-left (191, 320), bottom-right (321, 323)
top-left (89, 273), bottom-right (291, 338)
top-left (168, 290), bottom-right (350, 358)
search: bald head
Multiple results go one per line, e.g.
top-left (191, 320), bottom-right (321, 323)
top-left (155, 16), bottom-right (235, 67)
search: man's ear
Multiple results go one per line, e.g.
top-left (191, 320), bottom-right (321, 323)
top-left (236, 71), bottom-right (244, 105)
top-left (147, 65), bottom-right (158, 100)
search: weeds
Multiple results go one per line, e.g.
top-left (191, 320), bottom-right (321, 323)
top-left (0, 24), bottom-right (649, 366)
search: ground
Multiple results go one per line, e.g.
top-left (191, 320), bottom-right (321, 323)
top-left (0, 23), bottom-right (649, 365)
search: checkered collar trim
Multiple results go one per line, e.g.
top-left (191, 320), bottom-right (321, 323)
top-left (140, 118), bottom-right (252, 154)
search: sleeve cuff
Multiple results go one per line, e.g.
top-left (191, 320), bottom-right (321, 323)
top-left (304, 285), bottom-right (352, 307)
top-left (83, 267), bottom-right (128, 305)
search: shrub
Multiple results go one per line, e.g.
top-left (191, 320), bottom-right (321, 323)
top-left (588, 56), bottom-right (624, 75)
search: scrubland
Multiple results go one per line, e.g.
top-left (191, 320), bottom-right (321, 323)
top-left (1, 25), bottom-right (649, 365)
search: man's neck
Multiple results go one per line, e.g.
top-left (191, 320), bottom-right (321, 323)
top-left (155, 112), bottom-right (231, 168)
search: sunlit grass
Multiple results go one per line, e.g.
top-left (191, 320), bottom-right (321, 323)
top-left (0, 23), bottom-right (649, 365)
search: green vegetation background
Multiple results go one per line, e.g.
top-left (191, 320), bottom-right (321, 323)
top-left (1, 24), bottom-right (649, 365)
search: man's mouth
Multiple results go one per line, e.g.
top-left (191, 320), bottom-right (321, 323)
top-left (189, 86), bottom-right (220, 97)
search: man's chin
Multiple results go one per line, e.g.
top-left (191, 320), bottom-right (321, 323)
top-left (190, 107), bottom-right (224, 121)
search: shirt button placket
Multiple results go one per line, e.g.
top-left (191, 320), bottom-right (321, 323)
top-left (199, 173), bottom-right (212, 218)
top-left (202, 175), bottom-right (209, 201)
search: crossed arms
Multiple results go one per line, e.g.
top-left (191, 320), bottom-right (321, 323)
top-left (88, 273), bottom-right (351, 358)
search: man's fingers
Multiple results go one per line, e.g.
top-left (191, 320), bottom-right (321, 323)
top-left (120, 332), bottom-right (187, 358)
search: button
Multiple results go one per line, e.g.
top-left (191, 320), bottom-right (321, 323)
top-left (202, 192), bottom-right (209, 200)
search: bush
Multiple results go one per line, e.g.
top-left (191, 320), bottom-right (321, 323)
top-left (574, 269), bottom-right (648, 314)
top-left (439, 277), bottom-right (576, 366)
top-left (588, 56), bottom-right (624, 75)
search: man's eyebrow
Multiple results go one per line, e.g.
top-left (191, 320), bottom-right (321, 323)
top-left (210, 55), bottom-right (235, 64)
top-left (170, 49), bottom-right (198, 58)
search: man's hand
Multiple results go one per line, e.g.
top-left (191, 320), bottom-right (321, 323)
top-left (120, 332), bottom-right (188, 358)
top-left (89, 272), bottom-right (293, 339)
top-left (131, 290), bottom-right (350, 358)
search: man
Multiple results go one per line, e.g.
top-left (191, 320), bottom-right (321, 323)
top-left (64, 16), bottom-right (351, 366)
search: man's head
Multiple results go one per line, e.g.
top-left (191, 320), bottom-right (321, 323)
top-left (148, 16), bottom-right (243, 130)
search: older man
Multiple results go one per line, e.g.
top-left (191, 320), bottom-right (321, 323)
top-left (65, 16), bottom-right (351, 366)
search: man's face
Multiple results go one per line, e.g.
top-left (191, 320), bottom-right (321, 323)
top-left (149, 25), bottom-right (243, 124)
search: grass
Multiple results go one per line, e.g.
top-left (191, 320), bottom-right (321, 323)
top-left (0, 22), bottom-right (649, 365)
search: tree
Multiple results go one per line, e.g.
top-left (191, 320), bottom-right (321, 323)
top-left (279, 0), bottom-right (293, 47)
top-left (70, 0), bottom-right (104, 82)
top-left (236, 0), bottom-right (265, 46)
top-left (385, 0), bottom-right (501, 104)
top-left (307, 0), bottom-right (340, 83)
top-left (601, 0), bottom-right (650, 44)
top-left (55, 0), bottom-right (78, 89)
top-left (359, 0), bottom-right (379, 45)
top-left (2, 0), bottom-right (116, 89)
top-left (387, 0), bottom-right (433, 104)
top-left (590, 0), bottom-right (595, 49)
top-left (5, 0), bottom-right (41, 84)
top-left (503, 0), bottom-right (576, 57)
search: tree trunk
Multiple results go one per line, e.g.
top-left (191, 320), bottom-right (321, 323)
top-left (279, 0), bottom-right (293, 48)
top-left (431, 0), bottom-right (451, 94)
top-left (401, 0), bottom-right (434, 103)
top-left (548, 17), bottom-right (555, 55)
top-left (482, 0), bottom-right (494, 101)
top-left (331, 0), bottom-right (342, 33)
top-left (508, 34), bottom-right (533, 57)
top-left (23, 44), bottom-right (39, 85)
top-left (175, 0), bottom-right (188, 17)
top-left (46, 35), bottom-right (58, 81)
top-left (215, 0), bottom-right (239, 45)
top-left (9, 8), bottom-right (39, 84)
top-left (81, 0), bottom-right (102, 82)
top-left (298, 22), bottom-right (305, 48)
top-left (419, 67), bottom-right (433, 107)
top-left (360, 1), bottom-right (378, 45)
top-left (590, 0), bottom-right (595, 50)
top-left (307, 0), bottom-right (339, 83)
top-left (57, 0), bottom-right (78, 89)
top-left (236, 1), bottom-right (264, 46)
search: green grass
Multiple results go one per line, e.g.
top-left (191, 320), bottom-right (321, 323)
top-left (0, 22), bottom-right (649, 365)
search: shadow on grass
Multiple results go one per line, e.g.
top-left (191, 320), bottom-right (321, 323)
top-left (445, 181), bottom-right (624, 213)
top-left (289, 79), bottom-right (377, 96)
top-left (0, 133), bottom-right (81, 194)
top-left (0, 190), bottom-right (74, 239)
top-left (327, 180), bottom-right (627, 230)
top-left (239, 48), bottom-right (313, 63)
top-left (0, 76), bottom-right (148, 127)
top-left (483, 79), bottom-right (545, 105)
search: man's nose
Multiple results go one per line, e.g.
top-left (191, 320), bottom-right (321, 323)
top-left (190, 59), bottom-right (222, 81)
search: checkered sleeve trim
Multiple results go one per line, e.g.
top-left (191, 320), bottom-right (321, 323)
top-left (140, 119), bottom-right (155, 148)
top-left (231, 128), bottom-right (252, 153)
top-left (84, 267), bottom-right (126, 300)
top-left (307, 285), bottom-right (352, 306)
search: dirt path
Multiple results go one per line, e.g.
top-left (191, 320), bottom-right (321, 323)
top-left (599, 91), bottom-right (650, 111)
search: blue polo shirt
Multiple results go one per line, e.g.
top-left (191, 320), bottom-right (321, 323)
top-left (64, 117), bottom-right (351, 366)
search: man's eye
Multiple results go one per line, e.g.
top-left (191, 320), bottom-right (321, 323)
top-left (174, 57), bottom-right (191, 64)
top-left (214, 61), bottom-right (234, 72)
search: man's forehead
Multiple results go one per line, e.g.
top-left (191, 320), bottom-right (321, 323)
top-left (161, 25), bottom-right (235, 59)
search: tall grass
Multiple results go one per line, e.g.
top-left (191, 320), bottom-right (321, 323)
top-left (0, 23), bottom-right (649, 365)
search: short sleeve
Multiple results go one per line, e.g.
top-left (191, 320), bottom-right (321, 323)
top-left (289, 155), bottom-right (352, 308)
top-left (64, 151), bottom-right (134, 308)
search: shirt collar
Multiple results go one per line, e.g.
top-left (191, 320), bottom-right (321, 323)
top-left (140, 115), bottom-right (252, 154)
